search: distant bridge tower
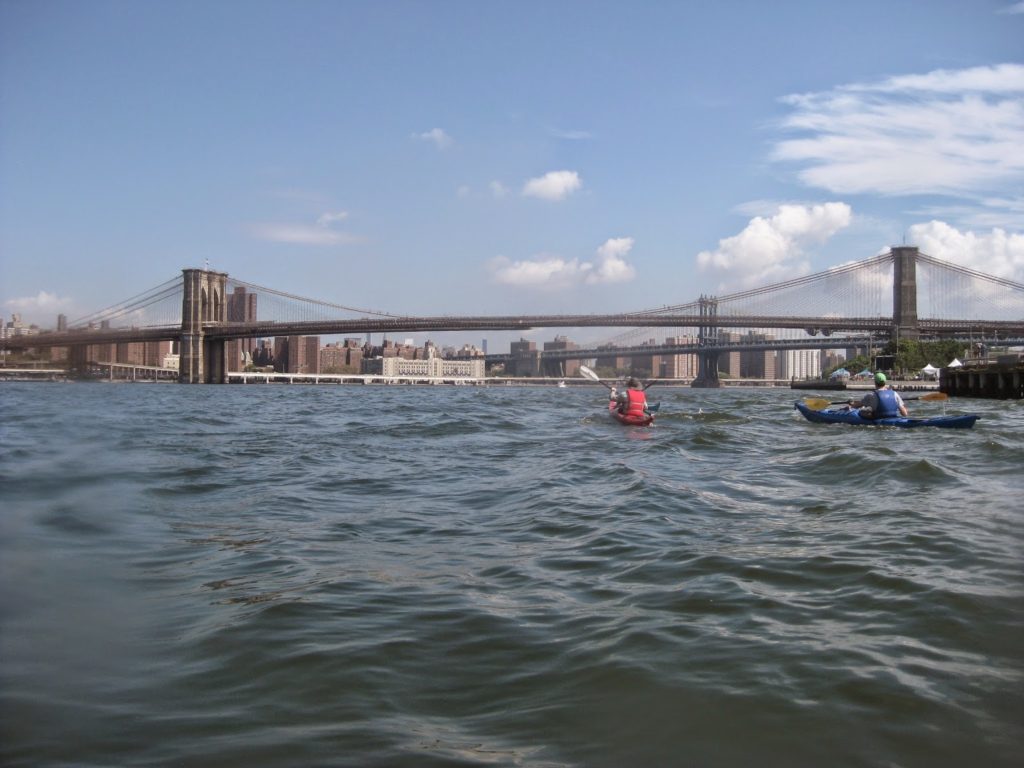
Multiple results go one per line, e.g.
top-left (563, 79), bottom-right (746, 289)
top-left (180, 268), bottom-right (228, 383)
top-left (892, 246), bottom-right (920, 341)
top-left (692, 295), bottom-right (721, 388)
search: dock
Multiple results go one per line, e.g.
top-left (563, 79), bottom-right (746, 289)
top-left (942, 355), bottom-right (1024, 399)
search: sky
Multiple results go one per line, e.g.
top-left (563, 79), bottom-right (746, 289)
top-left (2, 0), bottom-right (1023, 343)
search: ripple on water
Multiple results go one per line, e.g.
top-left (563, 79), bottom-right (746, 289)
top-left (0, 383), bottom-right (1021, 768)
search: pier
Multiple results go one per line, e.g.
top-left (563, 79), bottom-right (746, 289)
top-left (942, 355), bottom-right (1024, 399)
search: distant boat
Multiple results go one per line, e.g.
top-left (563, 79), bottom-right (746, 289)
top-left (557, 380), bottom-right (567, 388)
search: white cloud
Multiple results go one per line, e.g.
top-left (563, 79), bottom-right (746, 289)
top-left (490, 237), bottom-right (637, 289)
top-left (773, 64), bottom-right (1024, 200)
top-left (522, 170), bottom-right (582, 201)
top-left (413, 128), bottom-right (453, 149)
top-left (996, 2), bottom-right (1024, 14)
top-left (908, 220), bottom-right (1024, 282)
top-left (5, 290), bottom-right (72, 315)
top-left (697, 202), bottom-right (852, 288)
top-left (489, 254), bottom-right (586, 289)
top-left (490, 180), bottom-right (509, 198)
top-left (316, 211), bottom-right (349, 227)
top-left (251, 223), bottom-right (358, 246)
top-left (590, 237), bottom-right (637, 284)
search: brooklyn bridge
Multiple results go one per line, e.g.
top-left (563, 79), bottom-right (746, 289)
top-left (3, 246), bottom-right (1023, 385)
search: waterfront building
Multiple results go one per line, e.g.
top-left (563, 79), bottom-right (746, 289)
top-left (740, 332), bottom-right (777, 379)
top-left (661, 335), bottom-right (700, 379)
top-left (274, 336), bottom-right (321, 374)
top-left (718, 331), bottom-right (742, 378)
top-left (226, 286), bottom-right (258, 372)
top-left (363, 355), bottom-right (485, 379)
top-left (509, 338), bottom-right (541, 377)
top-left (778, 348), bottom-right (822, 380)
top-left (543, 335), bottom-right (579, 378)
top-left (320, 338), bottom-right (365, 373)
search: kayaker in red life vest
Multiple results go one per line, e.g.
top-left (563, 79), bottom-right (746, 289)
top-left (849, 372), bottom-right (908, 418)
top-left (614, 377), bottom-right (649, 416)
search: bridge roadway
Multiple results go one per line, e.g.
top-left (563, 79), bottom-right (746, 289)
top-left (474, 335), bottom-right (1024, 363)
top-left (6, 313), bottom-right (1024, 350)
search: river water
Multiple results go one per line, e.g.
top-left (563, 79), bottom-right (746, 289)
top-left (1, 381), bottom-right (1021, 767)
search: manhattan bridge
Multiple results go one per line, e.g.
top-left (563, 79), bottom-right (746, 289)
top-left (3, 246), bottom-right (1022, 385)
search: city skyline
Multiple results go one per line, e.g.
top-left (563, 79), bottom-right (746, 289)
top-left (2, 1), bottom-right (1023, 342)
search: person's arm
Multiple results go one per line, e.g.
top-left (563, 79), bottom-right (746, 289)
top-left (895, 392), bottom-right (909, 417)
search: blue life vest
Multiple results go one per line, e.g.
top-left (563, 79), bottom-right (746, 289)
top-left (874, 388), bottom-right (899, 418)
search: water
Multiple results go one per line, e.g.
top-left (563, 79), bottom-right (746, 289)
top-left (1, 381), bottom-right (1021, 767)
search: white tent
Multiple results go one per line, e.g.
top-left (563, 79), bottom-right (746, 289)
top-left (947, 358), bottom-right (963, 368)
top-left (921, 363), bottom-right (939, 380)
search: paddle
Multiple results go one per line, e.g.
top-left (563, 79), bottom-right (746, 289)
top-left (579, 364), bottom-right (612, 390)
top-left (580, 365), bottom-right (660, 414)
top-left (803, 392), bottom-right (949, 411)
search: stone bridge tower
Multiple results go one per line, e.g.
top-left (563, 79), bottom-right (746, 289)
top-left (691, 295), bottom-right (722, 388)
top-left (892, 246), bottom-right (920, 341)
top-left (180, 268), bottom-right (228, 383)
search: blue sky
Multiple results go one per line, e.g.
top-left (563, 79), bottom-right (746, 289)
top-left (2, 0), bottom-right (1023, 337)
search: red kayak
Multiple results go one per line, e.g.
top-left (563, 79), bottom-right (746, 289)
top-left (609, 400), bottom-right (654, 426)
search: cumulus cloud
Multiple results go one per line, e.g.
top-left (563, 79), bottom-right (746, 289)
top-left (697, 202), bottom-right (852, 288)
top-left (413, 128), bottom-right (453, 149)
top-left (251, 223), bottom-right (358, 246)
top-left (591, 237), bottom-right (637, 284)
top-left (522, 170), bottom-right (582, 201)
top-left (772, 64), bottom-right (1024, 199)
top-left (490, 237), bottom-right (637, 289)
top-left (908, 220), bottom-right (1024, 282)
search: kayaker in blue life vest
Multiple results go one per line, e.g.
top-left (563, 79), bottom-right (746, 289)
top-left (851, 372), bottom-right (908, 418)
top-left (614, 377), bottom-right (649, 416)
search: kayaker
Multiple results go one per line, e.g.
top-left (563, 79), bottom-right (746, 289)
top-left (614, 377), bottom-right (649, 417)
top-left (850, 372), bottom-right (908, 418)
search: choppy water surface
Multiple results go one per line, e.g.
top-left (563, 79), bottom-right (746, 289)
top-left (1, 382), bottom-right (1021, 767)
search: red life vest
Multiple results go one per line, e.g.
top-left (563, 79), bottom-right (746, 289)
top-left (625, 388), bottom-right (647, 417)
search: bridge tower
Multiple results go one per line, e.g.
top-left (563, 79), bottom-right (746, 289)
top-left (180, 268), bottom-right (228, 383)
top-left (692, 295), bottom-right (722, 388)
top-left (892, 246), bottom-right (920, 341)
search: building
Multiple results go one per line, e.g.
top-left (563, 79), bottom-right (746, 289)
top-left (740, 332), bottom-right (777, 379)
top-left (542, 335), bottom-right (579, 378)
top-left (591, 344), bottom-right (633, 374)
top-left (364, 355), bottom-right (485, 379)
top-left (660, 335), bottom-right (700, 379)
top-left (274, 335), bottom-right (321, 373)
top-left (509, 338), bottom-right (541, 377)
top-left (778, 348), bottom-right (822, 380)
top-left (718, 331), bottom-right (742, 378)
top-left (320, 338), bottom-right (365, 373)
top-left (226, 286), bottom-right (258, 372)
top-left (821, 350), bottom-right (845, 373)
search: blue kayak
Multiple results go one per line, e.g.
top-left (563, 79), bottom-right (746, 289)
top-left (794, 401), bottom-right (979, 429)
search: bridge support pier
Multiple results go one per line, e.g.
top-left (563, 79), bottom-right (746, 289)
top-left (68, 344), bottom-right (88, 377)
top-left (691, 295), bottom-right (722, 388)
top-left (179, 268), bottom-right (228, 383)
top-left (893, 246), bottom-right (920, 341)
top-left (692, 350), bottom-right (721, 388)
